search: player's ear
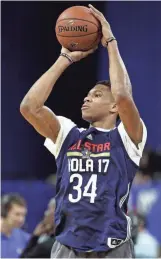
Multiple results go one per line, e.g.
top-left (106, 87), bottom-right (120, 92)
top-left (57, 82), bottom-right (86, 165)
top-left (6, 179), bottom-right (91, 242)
top-left (110, 103), bottom-right (118, 114)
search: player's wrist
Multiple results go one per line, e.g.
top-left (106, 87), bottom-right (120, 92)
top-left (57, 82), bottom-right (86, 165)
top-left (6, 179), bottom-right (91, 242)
top-left (106, 38), bottom-right (118, 51)
top-left (57, 55), bottom-right (73, 67)
top-left (105, 36), bottom-right (117, 47)
top-left (60, 53), bottom-right (74, 64)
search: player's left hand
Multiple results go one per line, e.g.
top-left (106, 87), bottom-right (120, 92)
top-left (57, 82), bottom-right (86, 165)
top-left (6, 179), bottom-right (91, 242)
top-left (88, 4), bottom-right (114, 47)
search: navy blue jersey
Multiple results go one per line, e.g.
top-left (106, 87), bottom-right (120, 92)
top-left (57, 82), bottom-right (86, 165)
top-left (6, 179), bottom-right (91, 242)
top-left (44, 116), bottom-right (147, 252)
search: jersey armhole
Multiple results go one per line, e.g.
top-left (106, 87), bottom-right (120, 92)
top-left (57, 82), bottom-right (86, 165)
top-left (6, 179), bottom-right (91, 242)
top-left (118, 119), bottom-right (147, 166)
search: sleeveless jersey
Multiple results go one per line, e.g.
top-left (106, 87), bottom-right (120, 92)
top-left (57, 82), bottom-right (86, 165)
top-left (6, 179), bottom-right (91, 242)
top-left (44, 116), bottom-right (147, 252)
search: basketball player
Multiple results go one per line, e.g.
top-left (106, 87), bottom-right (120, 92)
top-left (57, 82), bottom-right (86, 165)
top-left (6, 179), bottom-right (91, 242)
top-left (20, 4), bottom-right (147, 258)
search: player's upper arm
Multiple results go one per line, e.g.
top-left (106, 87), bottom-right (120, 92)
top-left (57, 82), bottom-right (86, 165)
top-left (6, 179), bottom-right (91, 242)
top-left (116, 93), bottom-right (143, 145)
top-left (20, 104), bottom-right (60, 143)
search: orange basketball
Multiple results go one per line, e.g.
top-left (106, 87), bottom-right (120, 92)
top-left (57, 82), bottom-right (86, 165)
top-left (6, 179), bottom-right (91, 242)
top-left (55, 6), bottom-right (102, 51)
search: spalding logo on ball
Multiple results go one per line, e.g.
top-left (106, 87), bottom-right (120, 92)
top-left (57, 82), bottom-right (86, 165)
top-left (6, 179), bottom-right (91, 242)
top-left (55, 6), bottom-right (102, 51)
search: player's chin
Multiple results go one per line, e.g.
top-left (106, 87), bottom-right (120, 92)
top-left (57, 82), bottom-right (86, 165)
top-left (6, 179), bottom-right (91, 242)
top-left (81, 110), bottom-right (93, 123)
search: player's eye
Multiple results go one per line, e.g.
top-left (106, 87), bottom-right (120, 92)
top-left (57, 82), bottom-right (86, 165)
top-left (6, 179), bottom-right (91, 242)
top-left (95, 93), bottom-right (102, 98)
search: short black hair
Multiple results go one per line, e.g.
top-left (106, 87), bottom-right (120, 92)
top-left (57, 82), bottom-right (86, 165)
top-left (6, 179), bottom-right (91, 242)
top-left (95, 80), bottom-right (111, 88)
top-left (95, 80), bottom-right (120, 122)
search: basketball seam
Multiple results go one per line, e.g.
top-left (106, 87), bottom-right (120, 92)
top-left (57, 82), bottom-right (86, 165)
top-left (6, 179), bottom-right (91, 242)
top-left (79, 35), bottom-right (99, 51)
top-left (56, 18), bottom-right (99, 29)
top-left (88, 34), bottom-right (100, 48)
top-left (56, 32), bottom-right (99, 38)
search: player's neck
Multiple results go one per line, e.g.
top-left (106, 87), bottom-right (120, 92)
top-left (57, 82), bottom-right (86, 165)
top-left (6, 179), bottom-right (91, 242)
top-left (91, 117), bottom-right (116, 130)
top-left (0, 218), bottom-right (13, 236)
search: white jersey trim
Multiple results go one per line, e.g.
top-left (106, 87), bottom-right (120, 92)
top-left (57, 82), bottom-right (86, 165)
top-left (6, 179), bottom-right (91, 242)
top-left (107, 182), bottom-right (131, 249)
top-left (44, 116), bottom-right (147, 165)
top-left (120, 183), bottom-right (132, 242)
top-left (118, 119), bottom-right (147, 166)
top-left (44, 116), bottom-right (76, 159)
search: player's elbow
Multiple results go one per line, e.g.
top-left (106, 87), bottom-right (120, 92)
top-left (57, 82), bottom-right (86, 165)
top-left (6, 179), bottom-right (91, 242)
top-left (20, 98), bottom-right (35, 119)
top-left (20, 102), bottom-right (30, 119)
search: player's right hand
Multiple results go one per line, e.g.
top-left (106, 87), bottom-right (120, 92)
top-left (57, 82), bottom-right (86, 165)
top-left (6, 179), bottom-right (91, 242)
top-left (61, 46), bottom-right (98, 62)
top-left (88, 4), bottom-right (114, 47)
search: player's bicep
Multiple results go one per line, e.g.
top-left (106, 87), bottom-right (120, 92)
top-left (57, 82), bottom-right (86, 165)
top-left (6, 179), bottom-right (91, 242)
top-left (20, 105), bottom-right (60, 143)
top-left (117, 94), bottom-right (143, 145)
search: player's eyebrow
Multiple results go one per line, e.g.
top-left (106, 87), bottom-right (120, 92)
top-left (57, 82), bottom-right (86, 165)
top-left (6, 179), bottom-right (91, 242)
top-left (87, 89), bottom-right (103, 96)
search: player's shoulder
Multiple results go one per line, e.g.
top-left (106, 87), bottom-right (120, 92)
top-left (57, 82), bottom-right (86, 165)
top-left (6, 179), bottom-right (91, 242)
top-left (44, 115), bottom-right (86, 158)
top-left (116, 119), bottom-right (147, 166)
top-left (117, 119), bottom-right (147, 145)
top-left (56, 115), bottom-right (75, 127)
top-left (57, 115), bottom-right (86, 133)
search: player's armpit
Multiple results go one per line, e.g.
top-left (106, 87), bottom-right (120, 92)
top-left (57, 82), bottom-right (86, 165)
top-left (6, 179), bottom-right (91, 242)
top-left (116, 94), bottom-right (143, 145)
top-left (20, 105), bottom-right (60, 143)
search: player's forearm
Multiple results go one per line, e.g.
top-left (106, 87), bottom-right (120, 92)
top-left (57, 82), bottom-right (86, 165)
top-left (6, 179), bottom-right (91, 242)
top-left (107, 41), bottom-right (132, 101)
top-left (20, 56), bottom-right (70, 111)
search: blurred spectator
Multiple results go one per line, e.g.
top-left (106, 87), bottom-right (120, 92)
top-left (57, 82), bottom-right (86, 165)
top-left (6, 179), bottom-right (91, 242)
top-left (20, 197), bottom-right (56, 258)
top-left (134, 214), bottom-right (159, 258)
top-left (1, 193), bottom-right (30, 258)
top-left (128, 149), bottom-right (161, 257)
top-left (130, 170), bottom-right (159, 216)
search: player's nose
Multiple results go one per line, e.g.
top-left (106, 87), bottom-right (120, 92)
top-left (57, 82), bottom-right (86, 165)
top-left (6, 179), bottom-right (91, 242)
top-left (84, 96), bottom-right (92, 103)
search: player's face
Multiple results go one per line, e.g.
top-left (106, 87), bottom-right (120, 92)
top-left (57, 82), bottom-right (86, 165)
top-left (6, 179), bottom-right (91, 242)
top-left (81, 84), bottom-right (116, 123)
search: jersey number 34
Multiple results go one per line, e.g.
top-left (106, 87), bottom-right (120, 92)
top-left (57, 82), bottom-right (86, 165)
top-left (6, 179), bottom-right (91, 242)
top-left (69, 174), bottom-right (97, 203)
top-left (68, 159), bottom-right (109, 203)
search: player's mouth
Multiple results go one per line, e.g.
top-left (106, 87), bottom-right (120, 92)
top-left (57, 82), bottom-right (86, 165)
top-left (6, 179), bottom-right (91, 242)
top-left (81, 104), bottom-right (90, 110)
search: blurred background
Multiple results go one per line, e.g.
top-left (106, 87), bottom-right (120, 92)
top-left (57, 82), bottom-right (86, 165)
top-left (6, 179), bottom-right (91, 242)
top-left (1, 1), bottom-right (161, 258)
